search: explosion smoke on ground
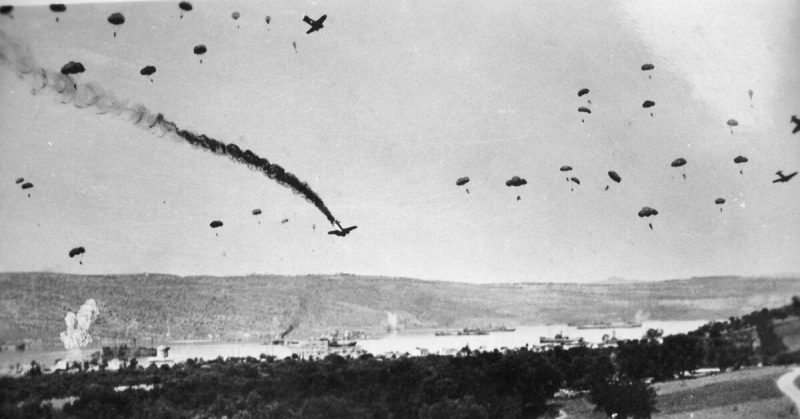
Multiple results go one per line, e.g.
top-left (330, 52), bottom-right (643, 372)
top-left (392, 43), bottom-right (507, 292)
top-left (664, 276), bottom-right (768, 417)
top-left (60, 299), bottom-right (99, 350)
top-left (0, 31), bottom-right (338, 226)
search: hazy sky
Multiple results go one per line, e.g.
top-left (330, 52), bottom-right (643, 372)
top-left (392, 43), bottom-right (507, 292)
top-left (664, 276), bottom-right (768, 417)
top-left (0, 0), bottom-right (798, 283)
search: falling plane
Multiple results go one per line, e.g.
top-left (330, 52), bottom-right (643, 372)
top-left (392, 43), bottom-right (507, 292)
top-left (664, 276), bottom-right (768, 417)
top-left (773, 171), bottom-right (798, 183)
top-left (329, 222), bottom-right (357, 237)
top-left (303, 15), bottom-right (326, 34)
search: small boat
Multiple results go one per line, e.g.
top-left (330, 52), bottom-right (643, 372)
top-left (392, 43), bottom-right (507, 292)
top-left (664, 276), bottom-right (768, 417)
top-left (457, 328), bottom-right (489, 336)
top-left (489, 326), bottom-right (516, 332)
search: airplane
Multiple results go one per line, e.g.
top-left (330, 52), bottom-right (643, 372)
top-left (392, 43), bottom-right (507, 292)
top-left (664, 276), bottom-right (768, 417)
top-left (328, 221), bottom-right (357, 237)
top-left (328, 226), bottom-right (357, 237)
top-left (302, 15), bottom-right (326, 34)
top-left (773, 170), bottom-right (798, 183)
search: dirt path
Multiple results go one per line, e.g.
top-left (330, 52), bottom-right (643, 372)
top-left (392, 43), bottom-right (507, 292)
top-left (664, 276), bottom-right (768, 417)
top-left (777, 366), bottom-right (800, 414)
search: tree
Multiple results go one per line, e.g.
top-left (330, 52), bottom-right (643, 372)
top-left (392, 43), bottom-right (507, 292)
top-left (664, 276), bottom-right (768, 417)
top-left (590, 377), bottom-right (657, 419)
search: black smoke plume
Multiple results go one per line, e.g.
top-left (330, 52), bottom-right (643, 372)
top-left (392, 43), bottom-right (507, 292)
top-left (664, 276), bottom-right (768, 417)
top-left (0, 31), bottom-right (338, 226)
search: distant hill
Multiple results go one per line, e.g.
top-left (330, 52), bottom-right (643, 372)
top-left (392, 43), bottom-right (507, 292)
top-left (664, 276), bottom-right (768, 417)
top-left (1, 272), bottom-right (798, 346)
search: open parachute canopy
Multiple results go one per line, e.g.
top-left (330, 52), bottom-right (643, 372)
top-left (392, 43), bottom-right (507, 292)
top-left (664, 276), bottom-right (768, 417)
top-left (560, 165), bottom-right (572, 172)
top-left (68, 247), bottom-right (85, 258)
top-left (60, 61), bottom-right (85, 75)
top-left (505, 176), bottom-right (527, 187)
top-left (734, 155), bottom-right (749, 164)
top-left (107, 12), bottom-right (124, 25)
top-left (608, 171), bottom-right (621, 183)
top-left (455, 177), bottom-right (470, 186)
top-left (638, 207), bottom-right (658, 218)
top-left (21, 182), bottom-right (33, 189)
top-left (727, 119), bottom-right (739, 127)
top-left (578, 88), bottom-right (590, 97)
top-left (209, 220), bottom-right (223, 228)
top-left (252, 209), bottom-right (262, 216)
top-left (715, 198), bottom-right (726, 205)
top-left (641, 63), bottom-right (655, 71)
top-left (140, 65), bottom-right (156, 76)
top-left (670, 158), bottom-right (687, 168)
top-left (642, 100), bottom-right (655, 108)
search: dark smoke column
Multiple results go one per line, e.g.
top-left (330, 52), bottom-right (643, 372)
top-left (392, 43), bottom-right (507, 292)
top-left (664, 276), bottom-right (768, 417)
top-left (0, 31), bottom-right (339, 227)
top-left (156, 115), bottom-right (337, 226)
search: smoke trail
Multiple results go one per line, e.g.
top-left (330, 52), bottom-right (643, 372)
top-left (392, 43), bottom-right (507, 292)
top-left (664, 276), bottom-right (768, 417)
top-left (60, 299), bottom-right (99, 350)
top-left (0, 31), bottom-right (338, 226)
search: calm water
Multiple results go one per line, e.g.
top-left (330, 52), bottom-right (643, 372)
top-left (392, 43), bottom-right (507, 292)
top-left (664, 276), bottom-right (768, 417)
top-left (0, 320), bottom-right (708, 372)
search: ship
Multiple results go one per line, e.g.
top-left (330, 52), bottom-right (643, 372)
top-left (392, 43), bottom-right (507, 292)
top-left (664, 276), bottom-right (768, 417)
top-left (539, 333), bottom-right (582, 346)
top-left (489, 325), bottom-right (516, 332)
top-left (457, 328), bottom-right (489, 336)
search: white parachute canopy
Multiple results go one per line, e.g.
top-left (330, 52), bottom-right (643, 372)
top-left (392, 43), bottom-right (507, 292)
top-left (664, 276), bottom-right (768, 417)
top-left (60, 299), bottom-right (99, 350)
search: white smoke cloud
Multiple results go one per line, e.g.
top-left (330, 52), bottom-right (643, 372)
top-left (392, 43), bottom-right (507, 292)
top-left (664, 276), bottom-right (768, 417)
top-left (386, 311), bottom-right (399, 333)
top-left (60, 299), bottom-right (99, 350)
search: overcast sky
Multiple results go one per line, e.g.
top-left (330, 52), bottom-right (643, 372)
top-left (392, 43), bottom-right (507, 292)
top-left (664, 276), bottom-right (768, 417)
top-left (0, 0), bottom-right (798, 283)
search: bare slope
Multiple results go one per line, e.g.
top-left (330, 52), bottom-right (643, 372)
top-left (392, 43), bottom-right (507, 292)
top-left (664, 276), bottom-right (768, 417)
top-left (1, 272), bottom-right (798, 344)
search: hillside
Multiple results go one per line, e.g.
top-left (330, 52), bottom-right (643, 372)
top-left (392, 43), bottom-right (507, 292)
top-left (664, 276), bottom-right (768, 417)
top-left (1, 272), bottom-right (798, 345)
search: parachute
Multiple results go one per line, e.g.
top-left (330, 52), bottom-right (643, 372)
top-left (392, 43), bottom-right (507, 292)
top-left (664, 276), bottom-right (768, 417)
top-left (671, 158), bottom-right (687, 179)
top-left (14, 177), bottom-right (23, 184)
top-left (734, 155), bottom-right (748, 174)
top-left (107, 12), bottom-right (124, 37)
top-left (578, 88), bottom-right (589, 97)
top-left (68, 246), bottom-right (85, 258)
top-left (578, 107), bottom-right (591, 114)
top-left (456, 176), bottom-right (470, 186)
top-left (505, 176), bottom-right (527, 187)
top-left (179, 1), bottom-right (192, 18)
top-left (140, 66), bottom-right (156, 82)
top-left (210, 220), bottom-right (223, 228)
top-left (194, 44), bottom-right (207, 63)
top-left (569, 177), bottom-right (580, 185)
top-left (642, 100), bottom-right (655, 108)
top-left (560, 165), bottom-right (572, 172)
top-left (21, 182), bottom-right (33, 189)
top-left (281, 218), bottom-right (289, 224)
top-left (608, 171), bottom-right (621, 183)
top-left (727, 119), bottom-right (738, 135)
top-left (60, 61), bottom-right (85, 75)
top-left (252, 208), bottom-right (262, 215)
top-left (50, 4), bottom-right (66, 22)
top-left (715, 198), bottom-right (726, 212)
top-left (641, 63), bottom-right (654, 71)
top-left (638, 206), bottom-right (658, 230)
top-left (232, 11), bottom-right (240, 20)
top-left (0, 5), bottom-right (13, 16)
top-left (265, 15), bottom-right (271, 24)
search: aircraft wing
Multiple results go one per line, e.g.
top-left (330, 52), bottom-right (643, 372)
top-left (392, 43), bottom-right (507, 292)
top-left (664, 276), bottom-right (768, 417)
top-left (328, 230), bottom-right (343, 236)
top-left (306, 27), bottom-right (316, 34)
top-left (317, 15), bottom-right (327, 24)
top-left (303, 16), bottom-right (314, 25)
top-left (341, 226), bottom-right (358, 234)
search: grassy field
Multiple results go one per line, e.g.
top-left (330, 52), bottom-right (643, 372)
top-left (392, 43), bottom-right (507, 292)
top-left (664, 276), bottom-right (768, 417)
top-left (559, 366), bottom-right (796, 418)
top-left (1, 272), bottom-right (799, 344)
